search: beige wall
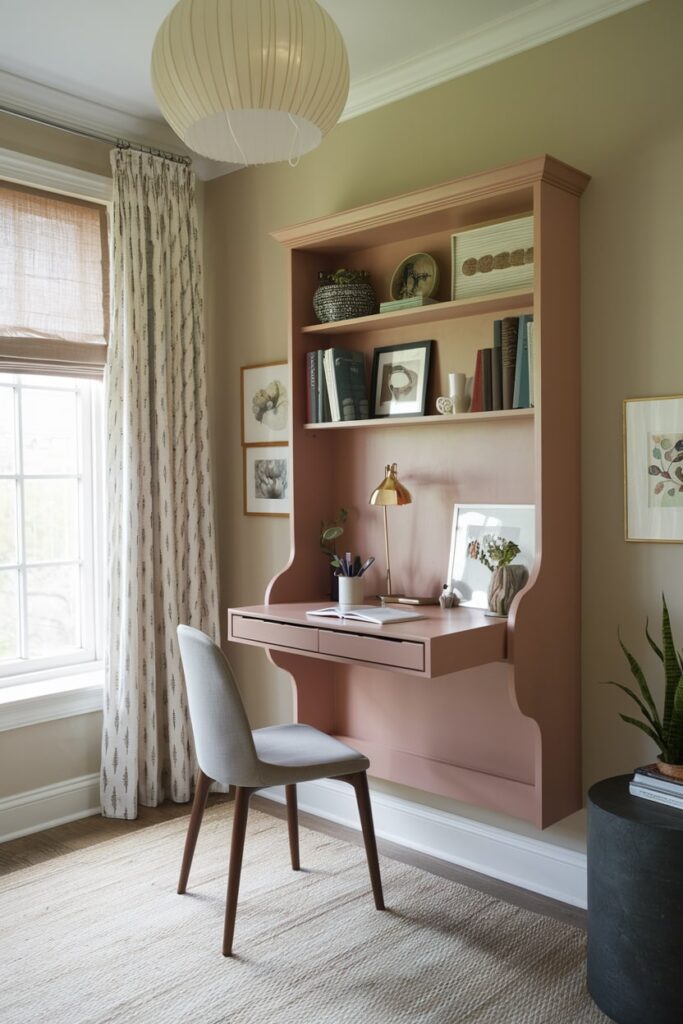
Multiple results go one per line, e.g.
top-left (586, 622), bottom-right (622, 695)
top-left (0, 119), bottom-right (110, 801)
top-left (204, 0), bottom-right (683, 845)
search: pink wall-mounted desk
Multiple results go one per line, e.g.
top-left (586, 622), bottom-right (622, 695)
top-left (228, 603), bottom-right (507, 678)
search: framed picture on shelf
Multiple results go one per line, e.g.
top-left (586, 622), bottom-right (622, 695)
top-left (241, 361), bottom-right (290, 445)
top-left (624, 395), bottom-right (683, 543)
top-left (447, 503), bottom-right (535, 608)
top-left (451, 216), bottom-right (534, 300)
top-left (243, 445), bottom-right (290, 517)
top-left (370, 340), bottom-right (432, 418)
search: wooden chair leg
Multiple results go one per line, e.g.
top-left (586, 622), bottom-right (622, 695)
top-left (285, 784), bottom-right (300, 871)
top-left (341, 771), bottom-right (385, 910)
top-left (223, 786), bottom-right (255, 957)
top-left (177, 769), bottom-right (213, 895)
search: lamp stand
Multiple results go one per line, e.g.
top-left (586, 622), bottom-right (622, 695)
top-left (378, 506), bottom-right (404, 603)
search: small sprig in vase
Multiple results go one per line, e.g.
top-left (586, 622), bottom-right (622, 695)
top-left (468, 535), bottom-right (529, 617)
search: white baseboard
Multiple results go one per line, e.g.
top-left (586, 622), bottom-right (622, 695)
top-left (261, 778), bottom-right (587, 909)
top-left (0, 772), bottom-right (101, 844)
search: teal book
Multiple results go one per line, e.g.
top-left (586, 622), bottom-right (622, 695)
top-left (513, 314), bottom-right (533, 409)
top-left (328, 349), bottom-right (368, 421)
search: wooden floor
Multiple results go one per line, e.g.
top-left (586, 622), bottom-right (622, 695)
top-left (0, 794), bottom-right (585, 931)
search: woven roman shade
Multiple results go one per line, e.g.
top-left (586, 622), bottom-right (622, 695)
top-left (0, 181), bottom-right (109, 378)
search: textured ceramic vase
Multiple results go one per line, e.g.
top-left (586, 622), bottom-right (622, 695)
top-left (487, 564), bottom-right (529, 616)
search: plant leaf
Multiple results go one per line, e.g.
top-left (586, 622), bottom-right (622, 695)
top-left (648, 465), bottom-right (661, 476)
top-left (661, 595), bottom-right (681, 736)
top-left (619, 714), bottom-right (663, 751)
top-left (646, 618), bottom-right (663, 661)
top-left (601, 680), bottom-right (663, 736)
top-left (618, 631), bottom-right (660, 726)
top-left (668, 676), bottom-right (683, 763)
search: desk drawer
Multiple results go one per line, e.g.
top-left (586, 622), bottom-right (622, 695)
top-left (231, 616), bottom-right (318, 653)
top-left (319, 629), bottom-right (424, 672)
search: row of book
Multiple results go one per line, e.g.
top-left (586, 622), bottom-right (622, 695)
top-left (629, 764), bottom-right (683, 810)
top-left (470, 315), bottom-right (534, 413)
top-left (306, 348), bottom-right (369, 423)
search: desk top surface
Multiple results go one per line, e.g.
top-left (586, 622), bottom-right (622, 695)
top-left (229, 602), bottom-right (507, 645)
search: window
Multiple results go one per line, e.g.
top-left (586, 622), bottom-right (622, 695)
top-left (0, 373), bottom-right (103, 683)
top-left (0, 175), bottom-right (108, 692)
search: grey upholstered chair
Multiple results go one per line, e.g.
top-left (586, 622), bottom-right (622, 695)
top-left (176, 625), bottom-right (385, 957)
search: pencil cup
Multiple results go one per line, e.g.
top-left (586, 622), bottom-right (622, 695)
top-left (338, 577), bottom-right (364, 608)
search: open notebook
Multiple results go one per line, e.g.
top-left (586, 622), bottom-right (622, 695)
top-left (306, 605), bottom-right (425, 625)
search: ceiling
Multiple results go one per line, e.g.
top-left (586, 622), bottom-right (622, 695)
top-left (0, 0), bottom-right (647, 177)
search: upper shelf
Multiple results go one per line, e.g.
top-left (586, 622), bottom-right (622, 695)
top-left (300, 289), bottom-right (534, 337)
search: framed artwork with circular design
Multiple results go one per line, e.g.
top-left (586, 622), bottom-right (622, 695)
top-left (370, 340), bottom-right (432, 418)
top-left (451, 215), bottom-right (534, 300)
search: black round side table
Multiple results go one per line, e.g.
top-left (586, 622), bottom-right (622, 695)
top-left (587, 774), bottom-right (683, 1024)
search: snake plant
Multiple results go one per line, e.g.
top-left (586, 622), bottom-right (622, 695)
top-left (603, 595), bottom-right (683, 764)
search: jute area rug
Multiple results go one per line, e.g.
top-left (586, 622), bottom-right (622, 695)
top-left (0, 803), bottom-right (608, 1024)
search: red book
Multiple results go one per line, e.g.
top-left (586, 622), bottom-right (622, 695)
top-left (470, 349), bottom-right (484, 413)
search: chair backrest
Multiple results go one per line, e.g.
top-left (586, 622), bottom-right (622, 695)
top-left (177, 625), bottom-right (260, 787)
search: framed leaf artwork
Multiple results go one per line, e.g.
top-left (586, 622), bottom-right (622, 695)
top-left (624, 395), bottom-right (683, 542)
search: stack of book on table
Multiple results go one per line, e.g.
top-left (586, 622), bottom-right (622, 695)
top-left (305, 348), bottom-right (369, 424)
top-left (629, 763), bottom-right (683, 809)
top-left (470, 314), bottom-right (534, 413)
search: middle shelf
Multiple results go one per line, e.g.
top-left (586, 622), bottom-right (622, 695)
top-left (303, 408), bottom-right (534, 431)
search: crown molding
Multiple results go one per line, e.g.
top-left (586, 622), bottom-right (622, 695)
top-left (342, 0), bottom-right (649, 121)
top-left (0, 69), bottom-right (236, 181)
top-left (0, 0), bottom-right (647, 180)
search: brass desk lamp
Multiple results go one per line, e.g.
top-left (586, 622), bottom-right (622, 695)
top-left (369, 463), bottom-right (412, 601)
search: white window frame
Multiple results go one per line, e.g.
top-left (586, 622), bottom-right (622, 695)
top-left (0, 149), bottom-right (110, 724)
top-left (0, 374), bottom-right (104, 683)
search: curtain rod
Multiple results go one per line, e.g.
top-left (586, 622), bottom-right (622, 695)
top-left (0, 103), bottom-right (192, 165)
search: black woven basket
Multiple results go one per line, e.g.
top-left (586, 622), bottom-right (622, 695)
top-left (313, 280), bottom-right (377, 323)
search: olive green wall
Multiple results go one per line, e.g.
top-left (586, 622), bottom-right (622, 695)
top-left (204, 0), bottom-right (683, 844)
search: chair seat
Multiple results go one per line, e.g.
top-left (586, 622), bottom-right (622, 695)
top-left (253, 724), bottom-right (369, 786)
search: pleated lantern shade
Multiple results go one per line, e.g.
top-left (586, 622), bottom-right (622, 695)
top-left (151, 0), bottom-right (350, 165)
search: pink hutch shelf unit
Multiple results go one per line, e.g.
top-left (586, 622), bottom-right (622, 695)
top-left (229, 156), bottom-right (590, 829)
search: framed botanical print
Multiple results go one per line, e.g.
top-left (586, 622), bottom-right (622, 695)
top-left (243, 445), bottom-right (290, 517)
top-left (370, 340), bottom-right (432, 418)
top-left (624, 395), bottom-right (683, 542)
top-left (241, 362), bottom-right (289, 445)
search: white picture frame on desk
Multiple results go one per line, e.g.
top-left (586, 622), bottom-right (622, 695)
top-left (447, 503), bottom-right (535, 608)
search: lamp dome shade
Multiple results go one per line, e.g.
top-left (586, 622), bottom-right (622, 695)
top-left (151, 0), bottom-right (350, 165)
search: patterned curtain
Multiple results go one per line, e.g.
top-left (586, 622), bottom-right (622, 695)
top-left (101, 148), bottom-right (220, 819)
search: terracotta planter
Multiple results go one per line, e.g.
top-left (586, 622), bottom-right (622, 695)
top-left (656, 759), bottom-right (683, 781)
top-left (487, 564), bottom-right (529, 617)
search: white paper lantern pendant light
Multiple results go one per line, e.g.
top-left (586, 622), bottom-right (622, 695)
top-left (151, 0), bottom-right (350, 166)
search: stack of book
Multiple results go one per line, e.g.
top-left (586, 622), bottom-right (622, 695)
top-left (470, 314), bottom-right (534, 413)
top-left (629, 764), bottom-right (683, 810)
top-left (305, 348), bottom-right (369, 424)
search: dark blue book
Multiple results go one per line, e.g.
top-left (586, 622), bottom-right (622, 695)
top-left (492, 320), bottom-right (503, 411)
